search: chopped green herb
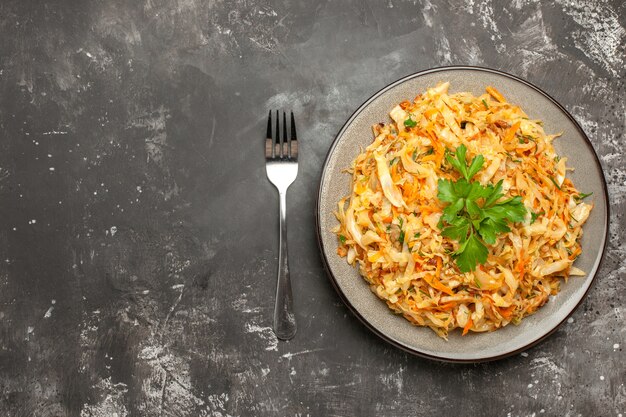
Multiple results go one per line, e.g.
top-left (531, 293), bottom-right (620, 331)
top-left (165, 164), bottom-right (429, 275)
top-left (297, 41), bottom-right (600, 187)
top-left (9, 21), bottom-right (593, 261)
top-left (482, 99), bottom-right (489, 109)
top-left (389, 157), bottom-right (399, 166)
top-left (412, 148), bottom-right (418, 161)
top-left (437, 144), bottom-right (527, 272)
top-left (505, 152), bottom-right (522, 163)
top-left (339, 235), bottom-right (347, 244)
top-left (425, 147), bottom-right (435, 156)
top-left (404, 116), bottom-right (417, 128)
top-left (549, 176), bottom-right (562, 190)
top-left (574, 192), bottom-right (593, 202)
top-left (554, 155), bottom-right (561, 162)
top-left (413, 232), bottom-right (421, 239)
top-left (399, 230), bottom-right (405, 244)
top-left (474, 276), bottom-right (482, 288)
top-left (530, 210), bottom-right (544, 224)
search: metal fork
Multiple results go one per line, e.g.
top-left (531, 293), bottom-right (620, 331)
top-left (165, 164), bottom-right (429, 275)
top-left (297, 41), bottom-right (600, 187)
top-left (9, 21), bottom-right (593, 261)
top-left (265, 110), bottom-right (298, 340)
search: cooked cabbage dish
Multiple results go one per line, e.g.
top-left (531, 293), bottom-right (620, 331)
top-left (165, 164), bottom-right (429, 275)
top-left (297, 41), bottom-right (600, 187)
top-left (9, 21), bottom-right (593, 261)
top-left (334, 83), bottom-right (593, 338)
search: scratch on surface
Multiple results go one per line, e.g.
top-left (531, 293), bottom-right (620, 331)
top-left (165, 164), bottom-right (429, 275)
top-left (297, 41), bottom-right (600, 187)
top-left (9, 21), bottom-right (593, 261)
top-left (244, 323), bottom-right (278, 351)
top-left (42, 131), bottom-right (69, 135)
top-left (232, 294), bottom-right (262, 314)
top-left (530, 356), bottom-right (568, 378)
top-left (159, 369), bottom-right (167, 417)
top-left (208, 116), bottom-right (216, 149)
top-left (281, 348), bottom-right (325, 360)
top-left (162, 284), bottom-right (184, 331)
top-left (321, 381), bottom-right (359, 390)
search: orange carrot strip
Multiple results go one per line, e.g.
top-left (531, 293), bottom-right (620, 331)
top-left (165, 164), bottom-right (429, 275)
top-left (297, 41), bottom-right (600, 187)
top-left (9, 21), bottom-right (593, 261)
top-left (423, 108), bottom-right (438, 119)
top-left (437, 302), bottom-right (457, 311)
top-left (462, 315), bottom-right (473, 336)
top-left (504, 121), bottom-right (521, 143)
top-left (516, 250), bottom-right (525, 274)
top-left (486, 86), bottom-right (506, 103)
top-left (423, 274), bottom-right (454, 296)
top-left (499, 306), bottom-right (514, 320)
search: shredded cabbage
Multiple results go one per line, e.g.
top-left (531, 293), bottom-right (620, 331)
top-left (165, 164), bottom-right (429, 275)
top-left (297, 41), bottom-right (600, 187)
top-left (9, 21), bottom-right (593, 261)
top-left (333, 83), bottom-right (593, 339)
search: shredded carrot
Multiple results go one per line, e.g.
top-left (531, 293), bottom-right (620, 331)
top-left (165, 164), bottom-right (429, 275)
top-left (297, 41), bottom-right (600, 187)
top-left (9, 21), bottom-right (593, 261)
top-left (423, 108), bottom-right (438, 119)
top-left (486, 86), bottom-right (506, 103)
top-left (423, 273), bottom-right (454, 296)
top-left (499, 306), bottom-right (515, 320)
top-left (516, 250), bottom-right (526, 274)
top-left (462, 315), bottom-right (473, 336)
top-left (437, 302), bottom-right (457, 311)
top-left (504, 121), bottom-right (521, 143)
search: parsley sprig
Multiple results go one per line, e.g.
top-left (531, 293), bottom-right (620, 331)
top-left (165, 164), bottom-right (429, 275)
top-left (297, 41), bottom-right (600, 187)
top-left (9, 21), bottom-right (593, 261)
top-left (437, 145), bottom-right (527, 273)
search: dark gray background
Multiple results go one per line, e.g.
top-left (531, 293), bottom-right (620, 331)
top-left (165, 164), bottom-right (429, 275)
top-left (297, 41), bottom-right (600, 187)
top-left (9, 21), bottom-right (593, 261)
top-left (0, 0), bottom-right (624, 416)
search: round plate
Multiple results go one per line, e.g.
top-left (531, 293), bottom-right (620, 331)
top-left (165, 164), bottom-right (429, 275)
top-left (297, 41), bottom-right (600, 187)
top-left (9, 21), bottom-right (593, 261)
top-left (316, 66), bottom-right (609, 362)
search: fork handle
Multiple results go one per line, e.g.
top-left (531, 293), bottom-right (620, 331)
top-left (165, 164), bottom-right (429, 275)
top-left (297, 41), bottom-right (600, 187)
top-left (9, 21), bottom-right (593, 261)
top-left (273, 190), bottom-right (296, 340)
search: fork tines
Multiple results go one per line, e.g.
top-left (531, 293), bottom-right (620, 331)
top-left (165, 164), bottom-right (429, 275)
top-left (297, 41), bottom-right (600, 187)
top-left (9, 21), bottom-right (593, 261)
top-left (265, 110), bottom-right (298, 160)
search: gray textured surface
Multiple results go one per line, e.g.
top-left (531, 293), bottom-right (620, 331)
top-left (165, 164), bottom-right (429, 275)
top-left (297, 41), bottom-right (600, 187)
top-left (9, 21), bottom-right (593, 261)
top-left (0, 0), bottom-right (624, 416)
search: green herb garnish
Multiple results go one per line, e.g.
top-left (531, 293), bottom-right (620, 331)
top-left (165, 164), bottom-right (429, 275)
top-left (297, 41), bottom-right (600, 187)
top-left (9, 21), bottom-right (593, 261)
top-left (482, 99), bottom-right (489, 109)
top-left (530, 210), bottom-right (544, 224)
top-left (474, 276), bottom-right (482, 288)
top-left (339, 235), bottom-right (347, 244)
top-left (404, 116), bottom-right (417, 128)
top-left (549, 176), bottom-right (562, 190)
top-left (437, 144), bottom-right (527, 272)
top-left (574, 192), bottom-right (593, 202)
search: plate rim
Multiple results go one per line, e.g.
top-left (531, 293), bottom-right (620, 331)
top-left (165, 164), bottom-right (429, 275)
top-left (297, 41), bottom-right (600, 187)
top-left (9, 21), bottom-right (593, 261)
top-left (315, 65), bottom-right (610, 363)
